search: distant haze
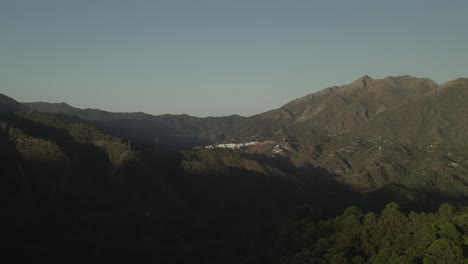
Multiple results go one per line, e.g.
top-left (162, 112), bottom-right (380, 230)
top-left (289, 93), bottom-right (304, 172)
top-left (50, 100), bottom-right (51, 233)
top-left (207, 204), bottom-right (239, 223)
top-left (1, 0), bottom-right (468, 117)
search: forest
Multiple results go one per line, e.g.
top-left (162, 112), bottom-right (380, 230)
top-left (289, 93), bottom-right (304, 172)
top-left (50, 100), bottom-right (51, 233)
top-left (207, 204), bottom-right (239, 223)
top-left (243, 203), bottom-right (468, 264)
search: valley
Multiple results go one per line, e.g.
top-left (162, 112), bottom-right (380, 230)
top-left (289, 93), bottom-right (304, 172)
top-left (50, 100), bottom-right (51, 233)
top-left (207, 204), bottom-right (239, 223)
top-left (2, 75), bottom-right (468, 262)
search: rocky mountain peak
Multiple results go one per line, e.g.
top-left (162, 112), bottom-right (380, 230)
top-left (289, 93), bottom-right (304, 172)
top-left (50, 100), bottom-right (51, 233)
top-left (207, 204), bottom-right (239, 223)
top-left (351, 75), bottom-right (373, 89)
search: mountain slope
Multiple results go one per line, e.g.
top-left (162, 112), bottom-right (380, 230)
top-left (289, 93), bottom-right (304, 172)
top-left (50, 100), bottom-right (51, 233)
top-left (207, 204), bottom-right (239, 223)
top-left (355, 78), bottom-right (468, 147)
top-left (0, 93), bottom-right (23, 112)
top-left (0, 105), bottom-right (372, 262)
top-left (254, 75), bottom-right (438, 140)
top-left (23, 101), bottom-right (247, 148)
top-left (10, 75), bottom-right (468, 200)
top-left (0, 110), bottom-right (137, 206)
top-left (22, 75), bottom-right (438, 147)
top-left (3, 76), bottom-right (468, 261)
top-left (275, 78), bottom-right (468, 196)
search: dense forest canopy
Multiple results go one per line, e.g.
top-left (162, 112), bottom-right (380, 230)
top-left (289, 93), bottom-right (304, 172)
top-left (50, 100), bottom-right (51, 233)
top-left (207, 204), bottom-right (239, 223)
top-left (246, 203), bottom-right (468, 264)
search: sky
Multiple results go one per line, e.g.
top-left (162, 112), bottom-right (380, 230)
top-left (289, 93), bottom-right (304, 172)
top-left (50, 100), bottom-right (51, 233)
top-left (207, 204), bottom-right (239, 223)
top-left (1, 0), bottom-right (468, 117)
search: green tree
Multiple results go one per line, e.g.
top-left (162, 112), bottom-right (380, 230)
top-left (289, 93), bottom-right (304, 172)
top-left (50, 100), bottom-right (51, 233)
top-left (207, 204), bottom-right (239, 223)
top-left (433, 220), bottom-right (461, 241)
top-left (423, 239), bottom-right (464, 264)
top-left (329, 253), bottom-right (348, 264)
top-left (438, 203), bottom-right (456, 219)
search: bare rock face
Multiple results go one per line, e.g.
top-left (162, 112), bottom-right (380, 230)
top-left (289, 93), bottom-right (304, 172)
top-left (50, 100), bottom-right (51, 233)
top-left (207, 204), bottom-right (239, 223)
top-left (350, 75), bottom-right (373, 89)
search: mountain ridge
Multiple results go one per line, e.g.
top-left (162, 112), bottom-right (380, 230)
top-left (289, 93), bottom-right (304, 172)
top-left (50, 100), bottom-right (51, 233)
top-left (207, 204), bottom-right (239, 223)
top-left (6, 75), bottom-right (448, 148)
top-left (0, 93), bottom-right (24, 112)
top-left (2, 75), bottom-right (468, 262)
top-left (20, 75), bottom-right (435, 119)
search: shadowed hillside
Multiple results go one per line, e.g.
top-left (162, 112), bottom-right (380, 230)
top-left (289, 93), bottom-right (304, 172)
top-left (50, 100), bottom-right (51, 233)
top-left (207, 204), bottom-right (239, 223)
top-left (3, 75), bottom-right (468, 262)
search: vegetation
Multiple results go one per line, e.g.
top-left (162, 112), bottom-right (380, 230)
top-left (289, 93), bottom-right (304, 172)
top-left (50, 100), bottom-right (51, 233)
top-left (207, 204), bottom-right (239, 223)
top-left (245, 203), bottom-right (468, 264)
top-left (0, 111), bottom-right (129, 163)
top-left (301, 134), bottom-right (468, 197)
top-left (1, 77), bottom-right (468, 262)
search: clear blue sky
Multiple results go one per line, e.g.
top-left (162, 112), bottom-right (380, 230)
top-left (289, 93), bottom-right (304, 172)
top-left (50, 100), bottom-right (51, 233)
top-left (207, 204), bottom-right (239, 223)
top-left (1, 0), bottom-right (467, 117)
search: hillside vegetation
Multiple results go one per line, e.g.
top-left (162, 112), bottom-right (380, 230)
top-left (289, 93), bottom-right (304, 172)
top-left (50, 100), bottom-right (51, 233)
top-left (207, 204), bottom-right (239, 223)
top-left (245, 203), bottom-right (468, 264)
top-left (2, 75), bottom-right (468, 262)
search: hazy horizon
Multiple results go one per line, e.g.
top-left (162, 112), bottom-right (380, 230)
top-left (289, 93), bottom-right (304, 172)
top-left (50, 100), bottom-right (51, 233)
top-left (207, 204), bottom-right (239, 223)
top-left (2, 0), bottom-right (468, 117)
top-left (16, 73), bottom-right (453, 118)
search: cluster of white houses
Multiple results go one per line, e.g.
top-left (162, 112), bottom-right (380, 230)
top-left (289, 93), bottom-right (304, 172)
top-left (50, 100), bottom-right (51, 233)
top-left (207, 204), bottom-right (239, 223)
top-left (205, 142), bottom-right (258, 150)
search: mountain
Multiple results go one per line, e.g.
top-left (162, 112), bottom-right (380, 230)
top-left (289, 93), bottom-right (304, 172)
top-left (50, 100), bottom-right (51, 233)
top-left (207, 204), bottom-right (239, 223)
top-left (22, 75), bottom-right (438, 148)
top-left (0, 93), bottom-right (23, 112)
top-left (262, 77), bottom-right (468, 197)
top-left (22, 101), bottom-right (160, 121)
top-left (354, 78), bottom-right (468, 147)
top-left (22, 101), bottom-right (247, 149)
top-left (3, 75), bottom-right (468, 261)
top-left (16, 76), bottom-right (468, 198)
top-left (0, 105), bottom-right (366, 261)
top-left (252, 75), bottom-right (437, 136)
top-left (0, 109), bottom-right (138, 206)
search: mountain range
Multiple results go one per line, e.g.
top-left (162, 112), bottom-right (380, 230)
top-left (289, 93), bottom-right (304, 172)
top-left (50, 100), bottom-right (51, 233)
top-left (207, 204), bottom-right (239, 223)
top-left (2, 75), bottom-right (468, 262)
top-left (22, 75), bottom-right (462, 146)
top-left (17, 75), bottom-right (468, 195)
